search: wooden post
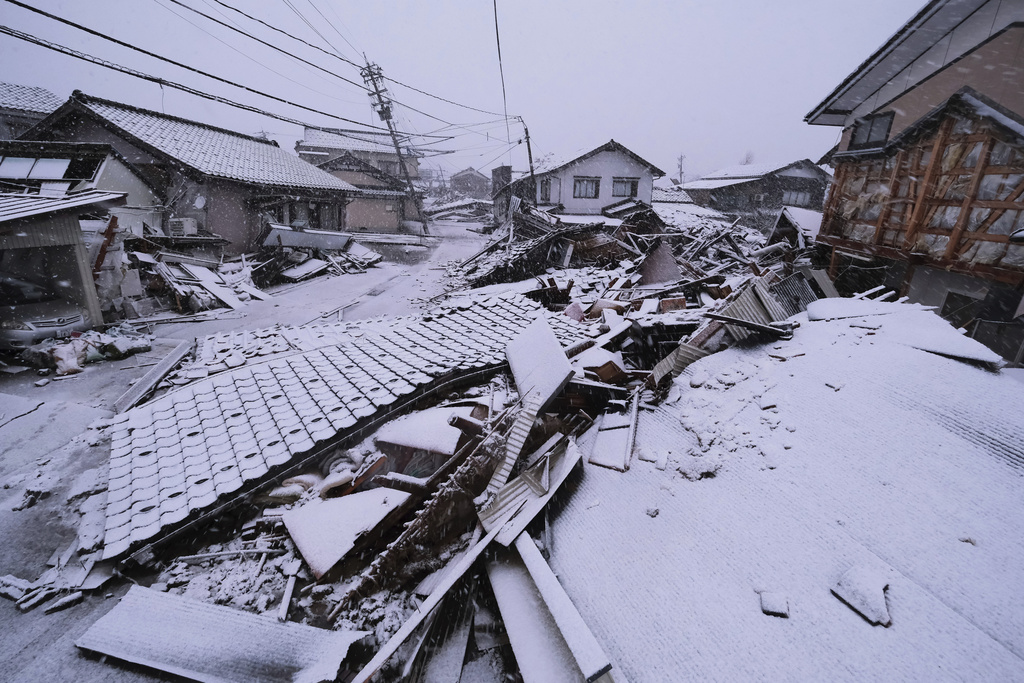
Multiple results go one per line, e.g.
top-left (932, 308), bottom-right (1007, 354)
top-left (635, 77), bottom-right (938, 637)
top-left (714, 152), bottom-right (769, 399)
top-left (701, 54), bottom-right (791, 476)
top-left (903, 118), bottom-right (954, 250)
top-left (828, 246), bottom-right (840, 281)
top-left (820, 163), bottom-right (847, 238)
top-left (872, 151), bottom-right (905, 245)
top-left (92, 215), bottom-right (118, 279)
top-left (944, 137), bottom-right (993, 260)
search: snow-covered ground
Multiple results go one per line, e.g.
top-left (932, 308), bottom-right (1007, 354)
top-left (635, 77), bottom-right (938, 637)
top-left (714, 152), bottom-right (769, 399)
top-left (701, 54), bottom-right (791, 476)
top-left (549, 302), bottom-right (1024, 681)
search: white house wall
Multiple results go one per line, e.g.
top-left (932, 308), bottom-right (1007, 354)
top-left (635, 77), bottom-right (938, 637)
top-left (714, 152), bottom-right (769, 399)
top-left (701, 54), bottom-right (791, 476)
top-left (539, 150), bottom-right (654, 214)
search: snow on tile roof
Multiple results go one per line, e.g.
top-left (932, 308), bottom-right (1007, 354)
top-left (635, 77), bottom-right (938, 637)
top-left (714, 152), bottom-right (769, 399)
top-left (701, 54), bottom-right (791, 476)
top-left (299, 127), bottom-right (419, 156)
top-left (72, 94), bottom-right (355, 192)
top-left (0, 82), bottom-right (62, 115)
top-left (651, 187), bottom-right (693, 203)
top-left (651, 201), bottom-right (730, 234)
top-left (101, 293), bottom-right (591, 560)
top-left (549, 301), bottom-right (1024, 680)
top-left (699, 161), bottom-right (792, 180)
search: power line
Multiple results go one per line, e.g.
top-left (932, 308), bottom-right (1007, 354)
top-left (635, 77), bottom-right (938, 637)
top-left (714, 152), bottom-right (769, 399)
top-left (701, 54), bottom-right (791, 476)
top-left (385, 76), bottom-right (506, 118)
top-left (0, 0), bottom-right (406, 134)
top-left (169, 0), bottom-right (509, 141)
top-left (0, 23), bottom-right (454, 141)
top-left (161, 0), bottom-right (369, 94)
top-left (303, 0), bottom-right (360, 56)
top-left (209, 0), bottom-right (514, 125)
top-left (492, 0), bottom-right (512, 153)
top-left (151, 0), bottom-right (357, 106)
top-left (282, 0), bottom-right (348, 59)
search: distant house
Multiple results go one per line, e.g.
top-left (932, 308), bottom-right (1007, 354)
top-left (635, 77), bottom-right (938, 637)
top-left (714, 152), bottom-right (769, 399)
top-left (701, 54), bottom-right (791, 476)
top-left (318, 152), bottom-right (422, 234)
top-left (449, 167), bottom-right (490, 198)
top-left (805, 0), bottom-right (1024, 358)
top-left (682, 160), bottom-right (830, 214)
top-left (0, 82), bottom-right (62, 140)
top-left (25, 91), bottom-right (356, 255)
top-left (493, 139), bottom-right (665, 222)
top-left (295, 127), bottom-right (422, 180)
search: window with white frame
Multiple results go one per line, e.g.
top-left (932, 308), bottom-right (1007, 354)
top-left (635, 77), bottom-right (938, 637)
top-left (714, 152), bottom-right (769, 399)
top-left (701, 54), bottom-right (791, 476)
top-left (783, 190), bottom-right (811, 206)
top-left (612, 177), bottom-right (639, 197)
top-left (573, 176), bottom-right (600, 199)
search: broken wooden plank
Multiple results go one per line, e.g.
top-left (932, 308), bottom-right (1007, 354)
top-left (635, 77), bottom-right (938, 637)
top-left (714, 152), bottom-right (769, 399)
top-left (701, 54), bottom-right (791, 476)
top-left (77, 586), bottom-right (368, 683)
top-left (486, 548), bottom-right (587, 683)
top-left (514, 534), bottom-right (613, 682)
top-left (350, 522), bottom-right (507, 683)
top-left (112, 340), bottom-right (193, 413)
top-left (704, 312), bottom-right (793, 340)
top-left (181, 264), bottom-right (245, 310)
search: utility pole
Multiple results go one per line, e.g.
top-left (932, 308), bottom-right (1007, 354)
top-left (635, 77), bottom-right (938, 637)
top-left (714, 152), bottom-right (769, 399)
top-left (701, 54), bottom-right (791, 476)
top-left (518, 116), bottom-right (535, 183)
top-left (359, 61), bottom-right (429, 235)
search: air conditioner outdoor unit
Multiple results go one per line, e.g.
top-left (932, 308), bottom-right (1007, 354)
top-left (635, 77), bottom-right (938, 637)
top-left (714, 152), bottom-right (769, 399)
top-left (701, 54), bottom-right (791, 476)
top-left (168, 217), bottom-right (198, 236)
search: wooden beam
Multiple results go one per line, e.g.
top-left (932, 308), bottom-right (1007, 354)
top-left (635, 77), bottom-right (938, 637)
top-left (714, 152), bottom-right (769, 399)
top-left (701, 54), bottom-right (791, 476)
top-left (903, 118), bottom-right (954, 250)
top-left (972, 174), bottom-right (1024, 234)
top-left (820, 163), bottom-right (847, 237)
top-left (945, 138), bottom-right (993, 260)
top-left (872, 151), bottom-right (905, 245)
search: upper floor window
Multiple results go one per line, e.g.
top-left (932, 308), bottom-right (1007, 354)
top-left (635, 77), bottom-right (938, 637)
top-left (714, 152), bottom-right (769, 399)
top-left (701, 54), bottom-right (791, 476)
top-left (849, 112), bottom-right (894, 151)
top-left (783, 190), bottom-right (811, 206)
top-left (573, 176), bottom-right (600, 199)
top-left (612, 177), bottom-right (639, 197)
top-left (539, 177), bottom-right (551, 203)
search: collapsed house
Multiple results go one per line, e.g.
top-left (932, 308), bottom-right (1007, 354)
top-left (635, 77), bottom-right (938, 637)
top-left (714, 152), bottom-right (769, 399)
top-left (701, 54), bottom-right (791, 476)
top-left (7, 159), bottom-right (1024, 681)
top-left (682, 159), bottom-right (831, 217)
top-left (805, 0), bottom-right (1024, 361)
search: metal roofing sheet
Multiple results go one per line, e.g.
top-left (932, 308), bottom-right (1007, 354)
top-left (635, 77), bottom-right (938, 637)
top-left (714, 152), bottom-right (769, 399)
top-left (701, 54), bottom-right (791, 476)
top-left (262, 224), bottom-right (351, 250)
top-left (0, 190), bottom-right (125, 223)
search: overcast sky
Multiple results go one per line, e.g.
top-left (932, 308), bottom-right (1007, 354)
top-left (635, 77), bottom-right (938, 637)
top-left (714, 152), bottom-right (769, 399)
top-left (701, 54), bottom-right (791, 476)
top-left (1, 0), bottom-right (925, 180)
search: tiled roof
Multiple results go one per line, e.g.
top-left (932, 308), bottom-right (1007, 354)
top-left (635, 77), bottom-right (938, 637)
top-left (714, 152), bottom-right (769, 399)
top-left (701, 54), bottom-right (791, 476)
top-left (299, 127), bottom-right (420, 157)
top-left (70, 94), bottom-right (355, 192)
top-left (0, 82), bottom-right (62, 115)
top-left (0, 190), bottom-right (126, 223)
top-left (101, 294), bottom-right (591, 560)
top-left (697, 161), bottom-right (792, 180)
top-left (652, 187), bottom-right (693, 203)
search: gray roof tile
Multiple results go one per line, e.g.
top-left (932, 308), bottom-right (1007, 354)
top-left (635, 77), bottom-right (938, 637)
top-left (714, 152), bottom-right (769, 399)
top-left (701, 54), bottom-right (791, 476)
top-left (70, 94), bottom-right (356, 192)
top-left (101, 293), bottom-right (593, 560)
top-left (0, 82), bottom-right (62, 115)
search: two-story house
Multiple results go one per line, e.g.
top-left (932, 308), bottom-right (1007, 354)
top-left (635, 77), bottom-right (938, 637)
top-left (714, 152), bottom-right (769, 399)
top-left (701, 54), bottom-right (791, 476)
top-left (493, 139), bottom-right (664, 223)
top-left (682, 160), bottom-right (830, 215)
top-left (806, 0), bottom-right (1024, 359)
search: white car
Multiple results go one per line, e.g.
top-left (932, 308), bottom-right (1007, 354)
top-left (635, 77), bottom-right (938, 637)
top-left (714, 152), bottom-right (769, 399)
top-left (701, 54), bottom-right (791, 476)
top-left (0, 276), bottom-right (91, 352)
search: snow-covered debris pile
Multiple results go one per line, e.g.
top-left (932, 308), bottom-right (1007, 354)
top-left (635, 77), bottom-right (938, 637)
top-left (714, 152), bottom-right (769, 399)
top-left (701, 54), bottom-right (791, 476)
top-left (543, 299), bottom-right (1024, 681)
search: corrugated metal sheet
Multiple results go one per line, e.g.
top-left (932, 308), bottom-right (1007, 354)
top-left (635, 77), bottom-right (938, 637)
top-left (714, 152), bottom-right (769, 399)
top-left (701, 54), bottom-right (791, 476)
top-left (262, 224), bottom-right (351, 250)
top-left (0, 212), bottom-right (87, 250)
top-left (0, 190), bottom-right (125, 224)
top-left (651, 342), bottom-right (711, 384)
top-left (720, 277), bottom-right (789, 341)
top-left (770, 273), bottom-right (819, 318)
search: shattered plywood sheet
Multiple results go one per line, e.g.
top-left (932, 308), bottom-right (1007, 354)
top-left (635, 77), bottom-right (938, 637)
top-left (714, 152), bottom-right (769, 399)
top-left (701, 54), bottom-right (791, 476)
top-left (76, 585), bottom-right (368, 683)
top-left (283, 488), bottom-right (412, 580)
top-left (102, 293), bottom-right (591, 560)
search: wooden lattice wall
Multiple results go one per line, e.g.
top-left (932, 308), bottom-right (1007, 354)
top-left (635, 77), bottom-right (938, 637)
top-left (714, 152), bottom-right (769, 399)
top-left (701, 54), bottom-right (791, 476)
top-left (819, 109), bottom-right (1024, 285)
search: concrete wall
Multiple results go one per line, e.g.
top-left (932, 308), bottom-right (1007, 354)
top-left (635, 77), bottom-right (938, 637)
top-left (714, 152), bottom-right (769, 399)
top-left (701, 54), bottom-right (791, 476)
top-left (539, 150), bottom-right (654, 214)
top-left (346, 196), bottom-right (401, 232)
